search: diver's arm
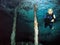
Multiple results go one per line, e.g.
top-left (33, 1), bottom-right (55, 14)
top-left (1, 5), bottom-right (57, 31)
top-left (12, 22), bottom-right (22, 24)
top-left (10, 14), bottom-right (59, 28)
top-left (53, 14), bottom-right (56, 19)
top-left (51, 19), bottom-right (54, 22)
top-left (51, 15), bottom-right (56, 22)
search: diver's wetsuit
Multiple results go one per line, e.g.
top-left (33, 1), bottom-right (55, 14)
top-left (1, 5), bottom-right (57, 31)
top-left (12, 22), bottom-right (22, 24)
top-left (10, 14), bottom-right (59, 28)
top-left (44, 13), bottom-right (55, 29)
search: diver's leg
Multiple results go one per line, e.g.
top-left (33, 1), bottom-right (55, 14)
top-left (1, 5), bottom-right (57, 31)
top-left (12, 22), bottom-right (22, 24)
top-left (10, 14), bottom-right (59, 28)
top-left (45, 23), bottom-right (48, 28)
top-left (49, 25), bottom-right (52, 29)
top-left (49, 23), bottom-right (54, 29)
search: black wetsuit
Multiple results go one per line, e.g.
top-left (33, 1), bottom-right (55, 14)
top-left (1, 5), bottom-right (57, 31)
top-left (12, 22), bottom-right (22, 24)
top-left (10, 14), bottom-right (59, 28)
top-left (44, 13), bottom-right (55, 29)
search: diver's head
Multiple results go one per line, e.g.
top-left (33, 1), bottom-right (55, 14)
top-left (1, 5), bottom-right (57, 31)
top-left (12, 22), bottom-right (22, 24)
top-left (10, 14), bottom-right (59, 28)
top-left (48, 8), bottom-right (53, 15)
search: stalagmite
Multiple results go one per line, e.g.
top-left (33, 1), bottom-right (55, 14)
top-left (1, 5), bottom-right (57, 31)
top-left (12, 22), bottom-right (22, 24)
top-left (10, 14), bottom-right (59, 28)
top-left (26, 43), bottom-right (28, 45)
top-left (11, 7), bottom-right (18, 45)
top-left (21, 42), bottom-right (23, 45)
top-left (34, 4), bottom-right (39, 45)
top-left (10, 2), bottom-right (21, 45)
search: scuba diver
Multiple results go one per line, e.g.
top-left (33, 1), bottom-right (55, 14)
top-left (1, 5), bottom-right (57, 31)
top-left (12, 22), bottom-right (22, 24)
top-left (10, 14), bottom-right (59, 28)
top-left (44, 8), bottom-right (56, 29)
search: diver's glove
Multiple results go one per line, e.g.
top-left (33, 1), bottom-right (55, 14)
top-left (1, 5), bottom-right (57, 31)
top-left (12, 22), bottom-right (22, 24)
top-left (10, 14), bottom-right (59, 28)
top-left (51, 19), bottom-right (54, 22)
